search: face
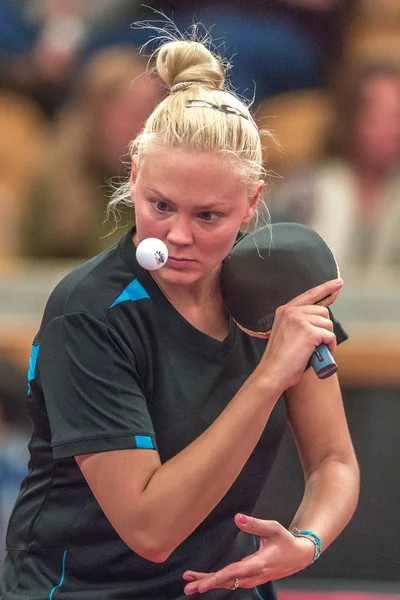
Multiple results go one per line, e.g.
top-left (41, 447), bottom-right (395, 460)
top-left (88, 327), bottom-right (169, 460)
top-left (354, 75), bottom-right (400, 170)
top-left (130, 145), bottom-right (262, 289)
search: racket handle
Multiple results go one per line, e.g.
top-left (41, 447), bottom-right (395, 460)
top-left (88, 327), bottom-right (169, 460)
top-left (310, 344), bottom-right (337, 379)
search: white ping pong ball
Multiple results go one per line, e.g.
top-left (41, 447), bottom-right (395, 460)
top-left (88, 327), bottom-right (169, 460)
top-left (136, 238), bottom-right (168, 271)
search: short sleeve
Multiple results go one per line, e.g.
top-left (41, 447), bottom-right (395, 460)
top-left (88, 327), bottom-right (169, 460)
top-left (38, 312), bottom-right (157, 459)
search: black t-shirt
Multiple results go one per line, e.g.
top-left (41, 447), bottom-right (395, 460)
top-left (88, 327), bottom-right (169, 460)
top-left (1, 229), bottom-right (347, 600)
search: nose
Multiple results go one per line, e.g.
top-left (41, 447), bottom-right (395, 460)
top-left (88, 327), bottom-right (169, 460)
top-left (166, 215), bottom-right (194, 246)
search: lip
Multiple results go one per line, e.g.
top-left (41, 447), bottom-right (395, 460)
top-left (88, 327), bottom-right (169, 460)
top-left (167, 256), bottom-right (197, 269)
top-left (169, 256), bottom-right (195, 262)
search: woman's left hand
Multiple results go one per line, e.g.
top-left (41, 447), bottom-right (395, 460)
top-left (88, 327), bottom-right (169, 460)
top-left (183, 514), bottom-right (316, 595)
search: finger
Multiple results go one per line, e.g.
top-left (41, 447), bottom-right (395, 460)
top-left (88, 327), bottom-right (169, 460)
top-left (307, 315), bottom-right (334, 332)
top-left (184, 551), bottom-right (257, 585)
top-left (326, 332), bottom-right (337, 355)
top-left (183, 571), bottom-right (209, 582)
top-left (184, 574), bottom-right (218, 596)
top-left (286, 278), bottom-right (343, 309)
top-left (194, 557), bottom-right (265, 594)
top-left (298, 305), bottom-right (330, 318)
top-left (311, 326), bottom-right (337, 354)
top-left (235, 514), bottom-right (283, 537)
top-left (185, 574), bottom-right (261, 594)
top-left (201, 574), bottom-right (265, 591)
top-left (308, 316), bottom-right (336, 353)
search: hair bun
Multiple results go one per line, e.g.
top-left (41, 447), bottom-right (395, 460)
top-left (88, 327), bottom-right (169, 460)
top-left (156, 40), bottom-right (225, 92)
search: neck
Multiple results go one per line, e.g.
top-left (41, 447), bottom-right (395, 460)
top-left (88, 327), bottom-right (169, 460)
top-left (151, 266), bottom-right (222, 309)
top-left (152, 268), bottom-right (229, 342)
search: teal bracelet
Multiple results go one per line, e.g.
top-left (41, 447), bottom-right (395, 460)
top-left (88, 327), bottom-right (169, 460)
top-left (290, 528), bottom-right (322, 563)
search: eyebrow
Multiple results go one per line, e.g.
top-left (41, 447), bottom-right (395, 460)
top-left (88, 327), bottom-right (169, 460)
top-left (145, 188), bottom-right (229, 210)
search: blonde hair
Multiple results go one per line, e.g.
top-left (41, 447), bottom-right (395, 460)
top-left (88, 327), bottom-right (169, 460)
top-left (108, 29), bottom-right (272, 229)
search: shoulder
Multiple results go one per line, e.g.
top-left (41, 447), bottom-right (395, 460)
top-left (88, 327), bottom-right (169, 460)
top-left (36, 232), bottom-right (155, 341)
top-left (41, 245), bottom-right (125, 321)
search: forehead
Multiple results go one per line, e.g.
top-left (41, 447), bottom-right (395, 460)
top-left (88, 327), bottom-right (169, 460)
top-left (137, 145), bottom-right (248, 203)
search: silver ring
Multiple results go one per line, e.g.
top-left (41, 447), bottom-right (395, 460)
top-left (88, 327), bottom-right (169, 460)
top-left (230, 577), bottom-right (239, 590)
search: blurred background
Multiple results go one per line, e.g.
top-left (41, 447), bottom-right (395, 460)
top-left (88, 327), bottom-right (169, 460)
top-left (1, 1), bottom-right (400, 598)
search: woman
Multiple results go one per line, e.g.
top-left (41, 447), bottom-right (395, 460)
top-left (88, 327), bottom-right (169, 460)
top-left (0, 34), bottom-right (359, 599)
top-left (269, 62), bottom-right (400, 278)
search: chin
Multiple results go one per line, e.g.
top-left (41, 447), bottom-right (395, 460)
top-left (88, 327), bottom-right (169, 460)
top-left (158, 265), bottom-right (210, 287)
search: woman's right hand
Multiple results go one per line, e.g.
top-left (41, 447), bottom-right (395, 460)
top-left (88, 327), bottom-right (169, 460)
top-left (258, 278), bottom-right (344, 392)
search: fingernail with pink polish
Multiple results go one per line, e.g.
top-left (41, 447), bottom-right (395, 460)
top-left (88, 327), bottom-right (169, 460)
top-left (239, 513), bottom-right (247, 524)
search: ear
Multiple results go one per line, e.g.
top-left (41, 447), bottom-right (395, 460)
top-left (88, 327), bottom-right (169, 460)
top-left (129, 156), bottom-right (138, 202)
top-left (241, 180), bottom-right (265, 225)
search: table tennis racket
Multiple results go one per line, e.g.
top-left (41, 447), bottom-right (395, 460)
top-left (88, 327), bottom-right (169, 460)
top-left (220, 222), bottom-right (340, 379)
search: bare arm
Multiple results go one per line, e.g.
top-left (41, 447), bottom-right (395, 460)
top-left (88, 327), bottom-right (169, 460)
top-left (286, 367), bottom-right (360, 550)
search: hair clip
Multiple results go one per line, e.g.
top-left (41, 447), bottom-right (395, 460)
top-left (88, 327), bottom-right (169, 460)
top-left (185, 99), bottom-right (249, 121)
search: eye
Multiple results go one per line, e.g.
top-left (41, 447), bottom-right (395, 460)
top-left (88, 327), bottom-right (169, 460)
top-left (198, 211), bottom-right (219, 222)
top-left (151, 200), bottom-right (172, 213)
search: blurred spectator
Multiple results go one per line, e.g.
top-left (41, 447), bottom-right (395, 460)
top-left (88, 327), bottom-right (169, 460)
top-left (1, 1), bottom-right (356, 113)
top-left (23, 1), bottom-right (356, 105)
top-left (145, 0), bottom-right (357, 102)
top-left (269, 62), bottom-right (400, 275)
top-left (0, 356), bottom-right (30, 561)
top-left (23, 46), bottom-right (162, 259)
top-left (0, 0), bottom-right (146, 116)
